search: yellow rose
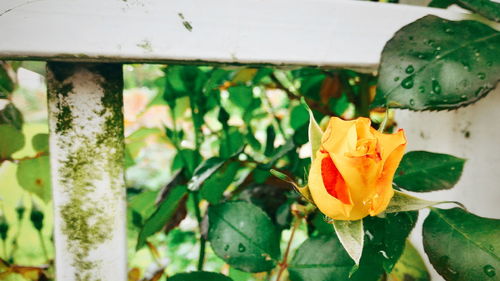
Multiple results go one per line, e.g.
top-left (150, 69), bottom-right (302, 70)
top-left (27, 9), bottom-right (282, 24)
top-left (308, 117), bottom-right (406, 220)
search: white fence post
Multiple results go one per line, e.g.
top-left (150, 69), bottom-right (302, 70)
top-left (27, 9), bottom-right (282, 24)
top-left (46, 62), bottom-right (127, 281)
top-left (396, 87), bottom-right (500, 281)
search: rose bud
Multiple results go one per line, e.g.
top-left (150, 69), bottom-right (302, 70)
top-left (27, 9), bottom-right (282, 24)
top-left (308, 117), bottom-right (406, 220)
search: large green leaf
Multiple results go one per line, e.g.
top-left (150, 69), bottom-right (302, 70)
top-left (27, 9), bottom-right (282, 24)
top-left (168, 271), bottom-right (233, 281)
top-left (373, 15), bottom-right (500, 111)
top-left (289, 212), bottom-right (418, 281)
top-left (0, 103), bottom-right (23, 130)
top-left (136, 185), bottom-right (188, 249)
top-left (363, 212), bottom-right (419, 274)
top-left (0, 125), bottom-right (24, 160)
top-left (456, 0), bottom-right (500, 23)
top-left (207, 201), bottom-right (280, 272)
top-left (394, 151), bottom-right (465, 192)
top-left (388, 240), bottom-right (430, 281)
top-left (423, 208), bottom-right (500, 281)
top-left (16, 156), bottom-right (51, 202)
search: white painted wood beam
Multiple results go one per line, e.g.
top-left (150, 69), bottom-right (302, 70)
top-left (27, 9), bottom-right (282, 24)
top-left (0, 0), bottom-right (477, 70)
top-left (47, 63), bottom-right (127, 281)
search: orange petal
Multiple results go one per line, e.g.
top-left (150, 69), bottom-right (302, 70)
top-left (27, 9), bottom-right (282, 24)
top-left (321, 153), bottom-right (351, 205)
top-left (309, 150), bottom-right (353, 219)
top-left (370, 131), bottom-right (407, 216)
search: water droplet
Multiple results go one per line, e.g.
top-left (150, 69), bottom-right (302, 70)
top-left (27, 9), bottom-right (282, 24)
top-left (417, 53), bottom-right (426, 59)
top-left (475, 52), bottom-right (480, 57)
top-left (436, 46), bottom-right (442, 51)
top-left (401, 76), bottom-right (414, 89)
top-left (224, 244), bottom-right (230, 251)
top-left (447, 267), bottom-right (459, 277)
top-left (409, 99), bottom-right (416, 106)
top-left (394, 76), bottom-right (400, 82)
top-left (484, 265), bottom-right (496, 277)
top-left (432, 80), bottom-right (442, 94)
top-left (365, 230), bottom-right (374, 241)
top-left (419, 86), bottom-right (425, 93)
top-left (238, 243), bottom-right (246, 252)
top-left (460, 95), bottom-right (467, 100)
top-left (405, 65), bottom-right (415, 74)
top-left (478, 73), bottom-right (486, 80)
top-left (436, 55), bottom-right (442, 59)
top-left (451, 166), bottom-right (456, 170)
top-left (379, 250), bottom-right (389, 259)
top-left (445, 27), bottom-right (453, 33)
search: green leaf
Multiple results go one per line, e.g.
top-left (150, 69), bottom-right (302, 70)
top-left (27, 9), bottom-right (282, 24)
top-left (188, 157), bottom-right (226, 191)
top-left (301, 98), bottom-right (323, 161)
top-left (31, 133), bottom-right (49, 153)
top-left (423, 208), bottom-right (500, 281)
top-left (219, 128), bottom-right (244, 159)
top-left (168, 271), bottom-right (233, 281)
top-left (0, 63), bottom-right (15, 98)
top-left (0, 103), bottom-right (23, 130)
top-left (264, 125), bottom-right (276, 157)
top-left (228, 85), bottom-right (254, 109)
top-left (456, 0), bottom-right (500, 23)
top-left (0, 125), bottom-right (24, 160)
top-left (208, 201), bottom-right (280, 272)
top-left (362, 212), bottom-right (419, 274)
top-left (16, 156), bottom-right (51, 202)
top-left (290, 104), bottom-right (309, 130)
top-left (333, 219), bottom-right (364, 265)
top-left (270, 169), bottom-right (313, 203)
top-left (289, 235), bottom-right (357, 281)
top-left (428, 0), bottom-right (455, 8)
top-left (373, 15), bottom-right (500, 111)
top-left (388, 240), bottom-right (430, 281)
top-left (136, 185), bottom-right (188, 249)
top-left (394, 151), bottom-right (465, 192)
top-left (201, 161), bottom-right (240, 204)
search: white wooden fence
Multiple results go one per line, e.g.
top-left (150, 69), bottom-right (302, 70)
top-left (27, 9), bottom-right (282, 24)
top-left (1, 0), bottom-right (498, 280)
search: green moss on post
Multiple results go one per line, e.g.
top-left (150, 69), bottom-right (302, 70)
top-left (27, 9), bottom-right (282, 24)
top-left (47, 62), bottom-right (126, 281)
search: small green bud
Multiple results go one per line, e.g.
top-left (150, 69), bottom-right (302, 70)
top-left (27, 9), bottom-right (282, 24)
top-left (30, 204), bottom-right (44, 231)
top-left (0, 214), bottom-right (8, 241)
top-left (15, 199), bottom-right (25, 221)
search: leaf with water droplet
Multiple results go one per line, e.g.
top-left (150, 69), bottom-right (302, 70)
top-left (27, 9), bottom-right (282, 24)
top-left (372, 15), bottom-right (500, 111)
top-left (401, 76), bottom-right (414, 89)
top-left (208, 201), bottom-right (280, 272)
top-left (405, 65), bottom-right (415, 74)
top-left (484, 265), bottom-right (496, 278)
top-left (423, 208), bottom-right (500, 281)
